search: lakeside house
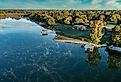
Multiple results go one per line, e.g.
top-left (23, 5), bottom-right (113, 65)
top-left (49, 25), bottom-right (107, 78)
top-left (72, 25), bottom-right (87, 31)
top-left (103, 26), bottom-right (113, 35)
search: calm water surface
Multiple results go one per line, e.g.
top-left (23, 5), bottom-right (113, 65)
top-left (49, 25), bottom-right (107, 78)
top-left (0, 18), bottom-right (121, 82)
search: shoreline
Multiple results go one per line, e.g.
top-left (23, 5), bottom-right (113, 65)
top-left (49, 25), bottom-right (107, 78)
top-left (1, 14), bottom-right (121, 53)
top-left (54, 35), bottom-right (101, 47)
top-left (1, 17), bottom-right (121, 53)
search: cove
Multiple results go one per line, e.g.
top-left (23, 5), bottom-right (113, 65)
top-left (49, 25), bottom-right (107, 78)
top-left (0, 18), bottom-right (121, 82)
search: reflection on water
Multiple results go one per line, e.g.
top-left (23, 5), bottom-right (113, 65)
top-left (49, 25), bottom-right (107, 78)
top-left (0, 18), bottom-right (121, 82)
top-left (107, 52), bottom-right (121, 71)
top-left (86, 47), bottom-right (102, 69)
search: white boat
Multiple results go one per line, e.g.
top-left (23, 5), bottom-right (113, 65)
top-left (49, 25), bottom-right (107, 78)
top-left (108, 45), bottom-right (121, 53)
top-left (41, 29), bottom-right (48, 35)
top-left (84, 44), bottom-right (94, 53)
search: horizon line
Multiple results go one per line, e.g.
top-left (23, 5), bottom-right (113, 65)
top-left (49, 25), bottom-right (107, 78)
top-left (0, 8), bottom-right (121, 10)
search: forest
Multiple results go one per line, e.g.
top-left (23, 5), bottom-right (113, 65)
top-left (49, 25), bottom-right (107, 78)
top-left (0, 10), bottom-right (121, 46)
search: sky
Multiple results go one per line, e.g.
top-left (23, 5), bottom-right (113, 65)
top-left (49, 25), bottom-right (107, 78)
top-left (0, 0), bottom-right (121, 9)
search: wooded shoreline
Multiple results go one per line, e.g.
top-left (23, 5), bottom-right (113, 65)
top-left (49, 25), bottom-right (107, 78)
top-left (1, 10), bottom-right (121, 53)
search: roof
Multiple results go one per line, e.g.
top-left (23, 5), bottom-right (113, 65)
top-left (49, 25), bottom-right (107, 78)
top-left (73, 25), bottom-right (87, 30)
top-left (103, 26), bottom-right (113, 31)
top-left (73, 25), bottom-right (85, 27)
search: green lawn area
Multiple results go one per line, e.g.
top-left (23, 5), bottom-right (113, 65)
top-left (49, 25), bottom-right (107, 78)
top-left (52, 24), bottom-right (90, 39)
top-left (101, 24), bottom-right (115, 44)
top-left (101, 34), bottom-right (112, 44)
top-left (51, 24), bottom-right (113, 44)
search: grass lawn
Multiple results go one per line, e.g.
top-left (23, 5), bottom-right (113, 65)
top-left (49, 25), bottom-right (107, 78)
top-left (51, 24), bottom-right (113, 44)
top-left (101, 34), bottom-right (112, 44)
top-left (52, 24), bottom-right (90, 39)
top-left (101, 24), bottom-right (115, 44)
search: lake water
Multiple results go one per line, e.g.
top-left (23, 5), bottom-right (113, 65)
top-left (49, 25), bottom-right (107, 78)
top-left (0, 18), bottom-right (121, 82)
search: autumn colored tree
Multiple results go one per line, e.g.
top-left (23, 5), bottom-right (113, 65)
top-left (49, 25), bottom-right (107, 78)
top-left (62, 10), bottom-right (69, 18)
top-left (110, 14), bottom-right (121, 23)
top-left (75, 15), bottom-right (89, 25)
top-left (64, 16), bottom-right (72, 24)
top-left (87, 11), bottom-right (94, 20)
top-left (75, 17), bottom-right (84, 24)
top-left (112, 25), bottom-right (121, 46)
top-left (99, 15), bottom-right (105, 21)
top-left (90, 20), bottom-right (104, 44)
top-left (74, 11), bottom-right (83, 17)
top-left (47, 17), bottom-right (56, 25)
top-left (89, 21), bottom-right (94, 28)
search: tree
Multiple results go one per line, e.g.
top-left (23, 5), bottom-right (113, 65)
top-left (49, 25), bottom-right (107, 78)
top-left (64, 16), bottom-right (72, 24)
top-left (99, 15), bottom-right (105, 21)
top-left (87, 11), bottom-right (94, 20)
top-left (110, 14), bottom-right (121, 23)
top-left (90, 20), bottom-right (104, 44)
top-left (89, 21), bottom-right (94, 28)
top-left (75, 18), bottom-right (84, 24)
top-left (112, 25), bottom-right (121, 46)
top-left (75, 15), bottom-right (89, 25)
top-left (74, 11), bottom-right (83, 17)
top-left (47, 17), bottom-right (56, 25)
top-left (63, 10), bottom-right (69, 17)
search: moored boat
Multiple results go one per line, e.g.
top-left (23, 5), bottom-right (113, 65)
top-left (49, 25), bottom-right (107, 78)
top-left (84, 44), bottom-right (94, 53)
top-left (108, 45), bottom-right (121, 53)
top-left (41, 29), bottom-right (48, 35)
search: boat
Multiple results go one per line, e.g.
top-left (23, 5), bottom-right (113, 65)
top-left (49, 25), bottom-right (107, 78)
top-left (108, 45), bottom-right (121, 53)
top-left (84, 44), bottom-right (94, 53)
top-left (41, 29), bottom-right (48, 35)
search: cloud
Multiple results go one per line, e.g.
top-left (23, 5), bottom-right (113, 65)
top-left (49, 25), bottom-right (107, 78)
top-left (104, 0), bottom-right (121, 9)
top-left (91, 0), bottom-right (121, 10)
top-left (0, 0), bottom-right (121, 9)
top-left (92, 0), bottom-right (103, 4)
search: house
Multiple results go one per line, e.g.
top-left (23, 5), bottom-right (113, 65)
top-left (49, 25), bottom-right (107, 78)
top-left (84, 44), bottom-right (94, 53)
top-left (103, 26), bottom-right (113, 35)
top-left (72, 25), bottom-right (87, 31)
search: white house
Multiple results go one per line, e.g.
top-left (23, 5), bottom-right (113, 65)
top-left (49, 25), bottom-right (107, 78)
top-left (73, 25), bottom-right (87, 31)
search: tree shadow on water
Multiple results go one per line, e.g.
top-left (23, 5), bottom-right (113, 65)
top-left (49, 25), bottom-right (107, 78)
top-left (107, 51), bottom-right (121, 71)
top-left (85, 47), bottom-right (102, 69)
